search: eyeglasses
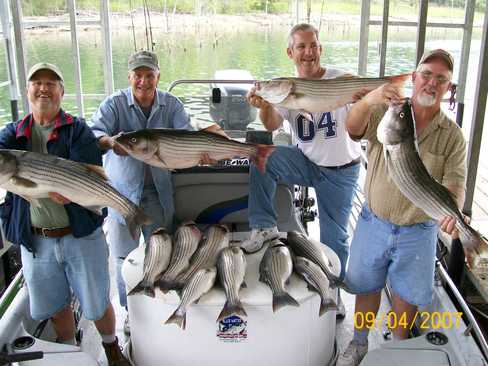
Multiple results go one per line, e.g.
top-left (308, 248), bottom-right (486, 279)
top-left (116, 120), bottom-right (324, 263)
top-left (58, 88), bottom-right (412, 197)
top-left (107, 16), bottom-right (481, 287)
top-left (418, 70), bottom-right (451, 85)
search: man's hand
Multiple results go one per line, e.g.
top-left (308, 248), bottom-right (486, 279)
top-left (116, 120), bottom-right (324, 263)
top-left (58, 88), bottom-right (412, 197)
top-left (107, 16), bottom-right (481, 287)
top-left (99, 133), bottom-right (128, 156)
top-left (362, 83), bottom-right (405, 107)
top-left (48, 192), bottom-right (71, 205)
top-left (439, 215), bottom-right (476, 268)
top-left (199, 153), bottom-right (218, 165)
top-left (352, 88), bottom-right (371, 102)
top-left (247, 84), bottom-right (272, 110)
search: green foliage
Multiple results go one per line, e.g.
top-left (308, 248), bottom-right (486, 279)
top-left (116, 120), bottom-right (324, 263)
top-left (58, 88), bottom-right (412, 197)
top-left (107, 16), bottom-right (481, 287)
top-left (20, 0), bottom-right (487, 17)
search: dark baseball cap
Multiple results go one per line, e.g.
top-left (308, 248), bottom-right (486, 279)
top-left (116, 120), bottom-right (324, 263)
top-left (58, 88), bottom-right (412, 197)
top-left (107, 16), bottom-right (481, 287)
top-left (128, 50), bottom-right (159, 72)
top-left (27, 62), bottom-right (64, 82)
top-left (418, 49), bottom-right (454, 72)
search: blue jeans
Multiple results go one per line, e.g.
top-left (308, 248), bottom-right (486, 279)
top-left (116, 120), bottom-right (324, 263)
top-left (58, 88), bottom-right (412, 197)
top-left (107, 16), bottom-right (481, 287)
top-left (21, 227), bottom-right (110, 321)
top-left (248, 145), bottom-right (359, 279)
top-left (106, 185), bottom-right (168, 308)
top-left (345, 204), bottom-right (438, 306)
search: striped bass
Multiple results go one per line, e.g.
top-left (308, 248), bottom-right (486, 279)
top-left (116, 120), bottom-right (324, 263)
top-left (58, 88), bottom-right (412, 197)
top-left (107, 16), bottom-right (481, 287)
top-left (0, 149), bottom-right (150, 239)
top-left (165, 267), bottom-right (217, 330)
top-left (115, 128), bottom-right (275, 173)
top-left (158, 222), bottom-right (202, 293)
top-left (128, 228), bottom-right (172, 297)
top-left (259, 239), bottom-right (299, 313)
top-left (174, 224), bottom-right (229, 288)
top-left (216, 246), bottom-right (247, 321)
top-left (255, 74), bottom-right (410, 113)
top-left (294, 256), bottom-right (337, 317)
top-left (285, 231), bottom-right (345, 290)
top-left (377, 99), bottom-right (487, 260)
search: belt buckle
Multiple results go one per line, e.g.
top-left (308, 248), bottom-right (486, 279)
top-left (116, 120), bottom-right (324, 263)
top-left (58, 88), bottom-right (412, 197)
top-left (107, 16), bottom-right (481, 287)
top-left (41, 228), bottom-right (50, 237)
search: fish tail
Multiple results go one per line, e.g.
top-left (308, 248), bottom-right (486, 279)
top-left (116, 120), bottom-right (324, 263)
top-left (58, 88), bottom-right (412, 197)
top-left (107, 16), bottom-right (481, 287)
top-left (272, 291), bottom-right (300, 313)
top-left (164, 309), bottom-right (186, 330)
top-left (252, 144), bottom-right (275, 173)
top-left (217, 300), bottom-right (248, 322)
top-left (319, 298), bottom-right (338, 317)
top-left (386, 73), bottom-right (411, 85)
top-left (126, 206), bottom-right (152, 241)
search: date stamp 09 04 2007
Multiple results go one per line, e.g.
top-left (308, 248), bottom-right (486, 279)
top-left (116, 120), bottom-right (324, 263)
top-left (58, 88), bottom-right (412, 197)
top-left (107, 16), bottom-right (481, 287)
top-left (353, 311), bottom-right (464, 330)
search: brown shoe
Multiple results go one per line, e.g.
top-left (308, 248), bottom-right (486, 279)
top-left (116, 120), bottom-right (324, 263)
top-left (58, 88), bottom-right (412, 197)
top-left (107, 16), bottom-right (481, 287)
top-left (102, 337), bottom-right (131, 366)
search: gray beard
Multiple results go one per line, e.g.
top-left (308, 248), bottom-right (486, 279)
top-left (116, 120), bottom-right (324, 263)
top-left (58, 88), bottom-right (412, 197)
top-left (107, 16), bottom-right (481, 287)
top-left (416, 93), bottom-right (436, 107)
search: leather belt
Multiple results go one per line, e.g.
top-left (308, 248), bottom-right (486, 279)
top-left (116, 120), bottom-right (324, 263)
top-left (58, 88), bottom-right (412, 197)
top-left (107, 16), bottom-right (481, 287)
top-left (323, 157), bottom-right (361, 170)
top-left (32, 226), bottom-right (72, 238)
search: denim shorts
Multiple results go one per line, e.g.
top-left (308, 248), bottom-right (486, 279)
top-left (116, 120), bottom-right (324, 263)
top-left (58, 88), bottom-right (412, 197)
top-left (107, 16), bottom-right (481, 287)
top-left (345, 204), bottom-right (438, 306)
top-left (20, 227), bottom-right (110, 321)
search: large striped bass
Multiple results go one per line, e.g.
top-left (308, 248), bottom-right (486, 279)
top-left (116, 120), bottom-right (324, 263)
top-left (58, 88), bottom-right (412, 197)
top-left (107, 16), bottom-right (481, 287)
top-left (0, 149), bottom-right (150, 239)
top-left (158, 222), bottom-right (202, 293)
top-left (377, 99), bottom-right (488, 260)
top-left (255, 74), bottom-right (409, 113)
top-left (115, 128), bottom-right (275, 173)
top-left (174, 224), bottom-right (229, 288)
top-left (165, 267), bottom-right (217, 330)
top-left (128, 228), bottom-right (172, 297)
top-left (216, 246), bottom-right (247, 321)
top-left (259, 239), bottom-right (299, 313)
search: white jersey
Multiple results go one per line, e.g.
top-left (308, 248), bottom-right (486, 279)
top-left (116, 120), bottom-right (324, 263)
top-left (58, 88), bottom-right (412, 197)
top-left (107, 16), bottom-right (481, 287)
top-left (277, 68), bottom-right (361, 167)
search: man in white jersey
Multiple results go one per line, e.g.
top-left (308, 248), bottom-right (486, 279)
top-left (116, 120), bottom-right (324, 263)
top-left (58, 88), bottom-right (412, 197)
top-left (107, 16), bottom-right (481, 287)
top-left (243, 24), bottom-right (361, 315)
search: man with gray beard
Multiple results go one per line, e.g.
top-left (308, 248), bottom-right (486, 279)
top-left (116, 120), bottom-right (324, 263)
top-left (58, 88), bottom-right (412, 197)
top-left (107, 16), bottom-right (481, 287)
top-left (337, 50), bottom-right (467, 366)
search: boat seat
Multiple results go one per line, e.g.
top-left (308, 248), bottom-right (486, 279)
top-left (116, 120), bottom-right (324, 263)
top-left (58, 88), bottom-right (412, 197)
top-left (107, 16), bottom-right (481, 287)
top-left (172, 165), bottom-right (303, 233)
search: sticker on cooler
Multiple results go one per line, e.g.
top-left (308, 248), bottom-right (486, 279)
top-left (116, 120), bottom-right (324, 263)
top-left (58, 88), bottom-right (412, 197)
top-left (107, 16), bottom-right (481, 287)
top-left (217, 315), bottom-right (247, 342)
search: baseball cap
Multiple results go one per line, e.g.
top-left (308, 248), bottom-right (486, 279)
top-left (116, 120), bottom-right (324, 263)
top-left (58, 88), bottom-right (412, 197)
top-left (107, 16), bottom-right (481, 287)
top-left (128, 50), bottom-right (159, 72)
top-left (418, 49), bottom-right (454, 72)
top-left (27, 62), bottom-right (64, 82)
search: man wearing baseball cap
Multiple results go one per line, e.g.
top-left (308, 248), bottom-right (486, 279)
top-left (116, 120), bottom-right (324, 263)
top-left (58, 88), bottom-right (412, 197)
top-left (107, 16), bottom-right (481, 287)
top-left (337, 48), bottom-right (467, 366)
top-left (0, 62), bottom-right (130, 365)
top-left (90, 50), bottom-right (193, 336)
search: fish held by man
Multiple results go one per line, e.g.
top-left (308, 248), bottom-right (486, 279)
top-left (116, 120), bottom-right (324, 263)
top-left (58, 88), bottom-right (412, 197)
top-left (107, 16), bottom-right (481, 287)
top-left (377, 99), bottom-right (488, 261)
top-left (115, 128), bottom-right (275, 173)
top-left (0, 149), bottom-right (151, 240)
top-left (254, 73), bottom-right (410, 114)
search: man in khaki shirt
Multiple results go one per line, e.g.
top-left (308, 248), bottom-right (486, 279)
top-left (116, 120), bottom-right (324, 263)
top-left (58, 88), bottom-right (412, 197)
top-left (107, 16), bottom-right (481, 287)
top-left (336, 49), bottom-right (467, 366)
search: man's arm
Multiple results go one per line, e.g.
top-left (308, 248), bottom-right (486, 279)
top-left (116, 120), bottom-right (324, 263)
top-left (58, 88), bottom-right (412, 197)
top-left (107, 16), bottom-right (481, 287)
top-left (247, 86), bottom-right (283, 132)
top-left (346, 83), bottom-right (404, 140)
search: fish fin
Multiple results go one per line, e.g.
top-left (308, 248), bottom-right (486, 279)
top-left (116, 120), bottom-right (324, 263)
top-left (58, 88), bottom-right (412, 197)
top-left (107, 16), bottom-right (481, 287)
top-left (144, 286), bottom-right (156, 298)
top-left (127, 281), bottom-right (145, 296)
top-left (164, 310), bottom-right (186, 330)
top-left (386, 73), bottom-right (411, 85)
top-left (272, 291), bottom-right (300, 313)
top-left (250, 144), bottom-right (275, 173)
top-left (83, 164), bottom-right (109, 180)
top-left (319, 298), bottom-right (338, 317)
top-left (217, 300), bottom-right (248, 322)
top-left (125, 206), bottom-right (152, 240)
top-left (10, 176), bottom-right (37, 188)
top-left (157, 279), bottom-right (173, 294)
top-left (332, 74), bottom-right (359, 80)
top-left (241, 281), bottom-right (248, 289)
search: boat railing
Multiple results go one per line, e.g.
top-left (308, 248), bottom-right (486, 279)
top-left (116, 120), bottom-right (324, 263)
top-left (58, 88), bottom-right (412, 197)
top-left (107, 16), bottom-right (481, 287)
top-left (167, 79), bottom-right (256, 93)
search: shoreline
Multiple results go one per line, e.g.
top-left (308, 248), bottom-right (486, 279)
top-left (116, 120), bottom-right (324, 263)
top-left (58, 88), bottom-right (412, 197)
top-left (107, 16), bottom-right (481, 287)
top-left (21, 10), bottom-right (483, 35)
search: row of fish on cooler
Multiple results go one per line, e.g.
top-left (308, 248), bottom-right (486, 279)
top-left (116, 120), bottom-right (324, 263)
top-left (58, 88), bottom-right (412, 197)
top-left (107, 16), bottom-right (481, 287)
top-left (127, 222), bottom-right (344, 330)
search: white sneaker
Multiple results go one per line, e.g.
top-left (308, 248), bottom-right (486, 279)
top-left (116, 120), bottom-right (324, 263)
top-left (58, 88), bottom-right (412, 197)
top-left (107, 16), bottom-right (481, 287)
top-left (336, 340), bottom-right (368, 366)
top-left (241, 227), bottom-right (279, 253)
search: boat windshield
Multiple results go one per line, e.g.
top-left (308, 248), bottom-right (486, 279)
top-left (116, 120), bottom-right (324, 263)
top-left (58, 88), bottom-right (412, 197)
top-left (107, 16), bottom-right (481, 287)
top-left (168, 80), bottom-right (267, 139)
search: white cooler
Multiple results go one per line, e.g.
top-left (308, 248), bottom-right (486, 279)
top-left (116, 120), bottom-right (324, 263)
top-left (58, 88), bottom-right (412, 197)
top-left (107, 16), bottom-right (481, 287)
top-left (122, 235), bottom-right (340, 366)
